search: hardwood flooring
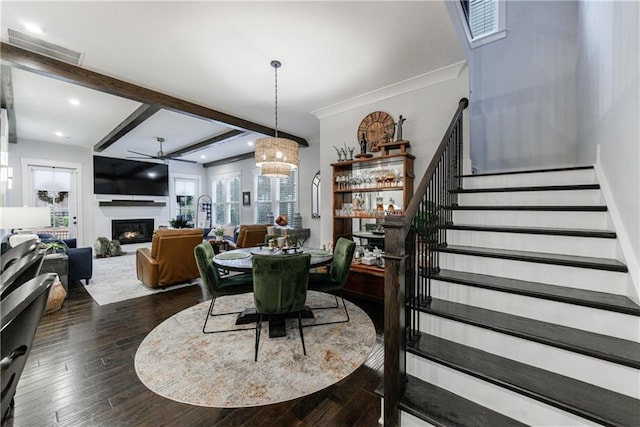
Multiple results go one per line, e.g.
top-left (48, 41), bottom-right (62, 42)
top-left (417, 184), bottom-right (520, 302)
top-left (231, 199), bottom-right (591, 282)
top-left (9, 282), bottom-right (384, 426)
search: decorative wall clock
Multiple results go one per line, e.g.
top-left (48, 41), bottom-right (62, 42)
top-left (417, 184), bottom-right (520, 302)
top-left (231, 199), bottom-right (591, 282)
top-left (357, 111), bottom-right (395, 152)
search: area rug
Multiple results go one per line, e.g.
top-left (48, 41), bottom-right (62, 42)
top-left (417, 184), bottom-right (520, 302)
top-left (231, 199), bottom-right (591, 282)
top-left (84, 253), bottom-right (197, 305)
top-left (134, 291), bottom-right (376, 407)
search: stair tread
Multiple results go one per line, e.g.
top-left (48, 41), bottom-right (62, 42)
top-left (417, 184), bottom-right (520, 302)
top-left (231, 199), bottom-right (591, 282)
top-left (420, 298), bottom-right (640, 368)
top-left (445, 205), bottom-right (607, 211)
top-left (438, 245), bottom-right (628, 272)
top-left (409, 333), bottom-right (640, 427)
top-left (459, 165), bottom-right (594, 178)
top-left (444, 224), bottom-right (616, 238)
top-left (451, 183), bottom-right (600, 193)
top-left (397, 375), bottom-right (528, 427)
top-left (434, 269), bottom-right (640, 316)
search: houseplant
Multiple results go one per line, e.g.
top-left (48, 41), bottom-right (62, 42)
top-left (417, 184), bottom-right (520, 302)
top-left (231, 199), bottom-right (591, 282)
top-left (169, 217), bottom-right (191, 229)
top-left (214, 226), bottom-right (225, 241)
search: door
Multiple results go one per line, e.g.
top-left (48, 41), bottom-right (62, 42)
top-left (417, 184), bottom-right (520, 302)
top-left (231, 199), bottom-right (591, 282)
top-left (27, 164), bottom-right (80, 240)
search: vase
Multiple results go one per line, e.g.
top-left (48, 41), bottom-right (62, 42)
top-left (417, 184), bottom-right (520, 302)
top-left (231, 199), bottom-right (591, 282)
top-left (215, 235), bottom-right (223, 242)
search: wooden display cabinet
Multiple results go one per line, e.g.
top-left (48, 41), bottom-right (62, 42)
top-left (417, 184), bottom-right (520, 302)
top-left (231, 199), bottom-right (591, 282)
top-left (332, 152), bottom-right (414, 302)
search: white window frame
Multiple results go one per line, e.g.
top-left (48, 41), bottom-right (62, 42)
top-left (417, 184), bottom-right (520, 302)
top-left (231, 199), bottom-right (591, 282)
top-left (252, 168), bottom-right (298, 224)
top-left (172, 174), bottom-right (200, 225)
top-left (456, 0), bottom-right (507, 49)
top-left (211, 171), bottom-right (241, 226)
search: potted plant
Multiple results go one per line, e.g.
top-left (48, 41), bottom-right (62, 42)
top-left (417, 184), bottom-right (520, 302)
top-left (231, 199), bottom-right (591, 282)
top-left (169, 217), bottom-right (190, 229)
top-left (41, 241), bottom-right (66, 255)
top-left (214, 226), bottom-right (225, 241)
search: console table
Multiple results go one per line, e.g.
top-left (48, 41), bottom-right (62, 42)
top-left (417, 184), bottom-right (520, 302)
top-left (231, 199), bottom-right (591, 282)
top-left (274, 228), bottom-right (311, 246)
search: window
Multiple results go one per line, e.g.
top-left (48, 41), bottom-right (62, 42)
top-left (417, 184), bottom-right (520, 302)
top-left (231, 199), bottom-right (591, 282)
top-left (254, 169), bottom-right (298, 224)
top-left (459, 0), bottom-right (506, 48)
top-left (175, 178), bottom-right (197, 225)
top-left (211, 173), bottom-right (241, 226)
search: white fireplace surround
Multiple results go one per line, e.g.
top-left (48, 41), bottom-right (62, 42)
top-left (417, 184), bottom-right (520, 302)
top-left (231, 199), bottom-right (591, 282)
top-left (94, 195), bottom-right (170, 244)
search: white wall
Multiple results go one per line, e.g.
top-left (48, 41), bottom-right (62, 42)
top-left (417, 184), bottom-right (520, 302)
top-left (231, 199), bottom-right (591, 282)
top-left (7, 139), bottom-right (207, 246)
top-left (317, 67), bottom-right (470, 245)
top-left (464, 1), bottom-right (580, 172)
top-left (576, 0), bottom-right (639, 280)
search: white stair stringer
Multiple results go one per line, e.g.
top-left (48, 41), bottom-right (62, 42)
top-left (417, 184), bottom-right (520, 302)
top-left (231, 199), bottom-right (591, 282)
top-left (416, 311), bottom-right (640, 398)
top-left (439, 252), bottom-right (628, 295)
top-left (446, 229), bottom-right (617, 259)
top-left (451, 209), bottom-right (610, 230)
top-left (462, 168), bottom-right (596, 189)
top-left (406, 352), bottom-right (602, 427)
top-left (430, 279), bottom-right (639, 341)
top-left (457, 188), bottom-right (603, 206)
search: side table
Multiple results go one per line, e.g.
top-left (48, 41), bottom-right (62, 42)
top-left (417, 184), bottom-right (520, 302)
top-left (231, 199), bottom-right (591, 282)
top-left (208, 239), bottom-right (230, 254)
top-left (40, 253), bottom-right (69, 294)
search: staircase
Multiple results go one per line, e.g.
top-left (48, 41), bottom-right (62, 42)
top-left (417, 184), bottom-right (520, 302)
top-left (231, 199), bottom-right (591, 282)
top-left (396, 165), bottom-right (640, 426)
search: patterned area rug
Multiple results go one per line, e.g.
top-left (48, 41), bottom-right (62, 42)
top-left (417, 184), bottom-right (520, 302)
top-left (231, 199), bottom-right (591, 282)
top-left (134, 291), bottom-right (376, 407)
top-left (84, 253), bottom-right (197, 305)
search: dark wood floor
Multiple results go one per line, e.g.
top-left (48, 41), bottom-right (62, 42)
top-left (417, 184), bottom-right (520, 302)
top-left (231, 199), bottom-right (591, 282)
top-left (9, 281), bottom-right (384, 426)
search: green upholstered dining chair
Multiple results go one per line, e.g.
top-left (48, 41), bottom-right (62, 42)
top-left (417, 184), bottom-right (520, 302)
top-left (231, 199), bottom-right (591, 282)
top-left (194, 242), bottom-right (254, 334)
top-left (307, 237), bottom-right (356, 325)
top-left (251, 253), bottom-right (311, 361)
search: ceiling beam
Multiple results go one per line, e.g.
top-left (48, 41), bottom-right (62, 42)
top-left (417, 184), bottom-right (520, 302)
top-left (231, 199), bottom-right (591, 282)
top-left (0, 42), bottom-right (309, 147)
top-left (0, 65), bottom-right (18, 143)
top-left (203, 152), bottom-right (254, 168)
top-left (94, 104), bottom-right (161, 152)
top-left (166, 130), bottom-right (245, 157)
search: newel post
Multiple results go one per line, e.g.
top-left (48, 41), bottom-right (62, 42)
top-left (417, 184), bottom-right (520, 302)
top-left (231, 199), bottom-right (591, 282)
top-left (383, 215), bottom-right (407, 426)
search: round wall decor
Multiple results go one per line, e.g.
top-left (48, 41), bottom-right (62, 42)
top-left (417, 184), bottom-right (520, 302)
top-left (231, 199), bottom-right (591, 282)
top-left (357, 111), bottom-right (395, 152)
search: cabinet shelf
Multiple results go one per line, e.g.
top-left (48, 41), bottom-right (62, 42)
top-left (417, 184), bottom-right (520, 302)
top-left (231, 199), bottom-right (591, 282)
top-left (333, 185), bottom-right (404, 193)
top-left (333, 152), bottom-right (414, 304)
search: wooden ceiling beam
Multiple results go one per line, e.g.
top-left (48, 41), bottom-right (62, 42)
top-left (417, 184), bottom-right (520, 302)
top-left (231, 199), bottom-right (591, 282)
top-left (0, 42), bottom-right (309, 147)
top-left (0, 65), bottom-right (18, 143)
top-left (94, 104), bottom-right (161, 152)
top-left (167, 129), bottom-right (245, 157)
top-left (203, 152), bottom-right (254, 168)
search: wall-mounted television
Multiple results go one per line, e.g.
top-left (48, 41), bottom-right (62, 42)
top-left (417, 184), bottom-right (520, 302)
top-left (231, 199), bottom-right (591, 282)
top-left (93, 156), bottom-right (169, 197)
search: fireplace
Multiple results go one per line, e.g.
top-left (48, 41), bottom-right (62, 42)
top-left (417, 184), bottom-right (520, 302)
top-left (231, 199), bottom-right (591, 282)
top-left (112, 219), bottom-right (154, 244)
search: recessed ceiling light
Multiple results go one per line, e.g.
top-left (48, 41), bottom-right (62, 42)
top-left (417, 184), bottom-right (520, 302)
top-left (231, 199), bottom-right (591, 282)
top-left (54, 131), bottom-right (64, 137)
top-left (248, 141), bottom-right (254, 146)
top-left (201, 155), bottom-right (206, 159)
top-left (69, 98), bottom-right (81, 106)
top-left (24, 22), bottom-right (43, 34)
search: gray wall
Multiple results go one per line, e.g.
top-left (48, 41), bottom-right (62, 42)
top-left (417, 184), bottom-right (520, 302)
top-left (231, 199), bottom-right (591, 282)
top-left (576, 0), bottom-right (639, 274)
top-left (463, 1), bottom-right (580, 172)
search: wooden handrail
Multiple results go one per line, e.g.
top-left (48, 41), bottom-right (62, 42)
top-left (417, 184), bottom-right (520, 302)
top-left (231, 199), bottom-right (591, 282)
top-left (383, 98), bottom-right (468, 426)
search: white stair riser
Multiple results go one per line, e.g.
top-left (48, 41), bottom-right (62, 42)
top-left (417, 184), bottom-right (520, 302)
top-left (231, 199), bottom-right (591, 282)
top-left (401, 410), bottom-right (438, 427)
top-left (462, 169), bottom-right (597, 189)
top-left (439, 253), bottom-right (628, 295)
top-left (457, 189), bottom-right (603, 206)
top-left (446, 229), bottom-right (617, 259)
top-left (407, 353), bottom-right (602, 426)
top-left (415, 314), bottom-right (640, 398)
top-left (452, 210), bottom-right (609, 229)
top-left (430, 280), bottom-right (640, 341)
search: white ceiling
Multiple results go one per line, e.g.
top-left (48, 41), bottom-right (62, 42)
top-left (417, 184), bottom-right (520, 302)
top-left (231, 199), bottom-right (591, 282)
top-left (1, 1), bottom-right (464, 165)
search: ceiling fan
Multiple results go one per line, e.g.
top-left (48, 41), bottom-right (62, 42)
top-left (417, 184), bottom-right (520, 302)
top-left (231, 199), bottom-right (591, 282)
top-left (127, 137), bottom-right (197, 164)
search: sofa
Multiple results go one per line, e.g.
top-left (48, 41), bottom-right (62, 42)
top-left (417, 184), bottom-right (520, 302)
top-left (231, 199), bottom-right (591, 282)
top-left (136, 228), bottom-right (203, 288)
top-left (37, 234), bottom-right (93, 286)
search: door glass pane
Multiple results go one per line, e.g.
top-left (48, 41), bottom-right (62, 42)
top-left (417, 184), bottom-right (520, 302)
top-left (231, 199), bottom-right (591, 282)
top-left (32, 168), bottom-right (73, 239)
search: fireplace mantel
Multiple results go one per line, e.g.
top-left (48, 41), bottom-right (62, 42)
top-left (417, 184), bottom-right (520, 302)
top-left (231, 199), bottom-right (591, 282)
top-left (99, 200), bottom-right (166, 207)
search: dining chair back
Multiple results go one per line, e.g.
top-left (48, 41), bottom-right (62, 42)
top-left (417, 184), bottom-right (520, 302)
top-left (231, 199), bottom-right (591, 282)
top-left (194, 242), bottom-right (253, 334)
top-left (308, 237), bottom-right (356, 324)
top-left (252, 253), bottom-right (311, 361)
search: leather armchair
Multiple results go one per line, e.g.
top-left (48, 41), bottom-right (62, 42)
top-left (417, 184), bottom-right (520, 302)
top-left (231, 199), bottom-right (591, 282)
top-left (235, 224), bottom-right (268, 248)
top-left (136, 228), bottom-right (203, 288)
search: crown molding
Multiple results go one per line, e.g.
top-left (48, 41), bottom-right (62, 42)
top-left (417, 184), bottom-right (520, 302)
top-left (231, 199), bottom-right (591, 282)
top-left (311, 61), bottom-right (467, 120)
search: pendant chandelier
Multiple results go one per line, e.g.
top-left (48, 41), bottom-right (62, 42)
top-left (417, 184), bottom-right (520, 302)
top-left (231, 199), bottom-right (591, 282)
top-left (255, 60), bottom-right (298, 178)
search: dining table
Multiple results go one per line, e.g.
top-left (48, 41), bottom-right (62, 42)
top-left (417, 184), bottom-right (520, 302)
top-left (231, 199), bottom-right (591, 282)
top-left (212, 246), bottom-right (334, 337)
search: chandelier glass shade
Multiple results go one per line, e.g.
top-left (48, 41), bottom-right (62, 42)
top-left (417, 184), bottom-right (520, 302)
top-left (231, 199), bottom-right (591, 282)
top-left (255, 60), bottom-right (298, 177)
